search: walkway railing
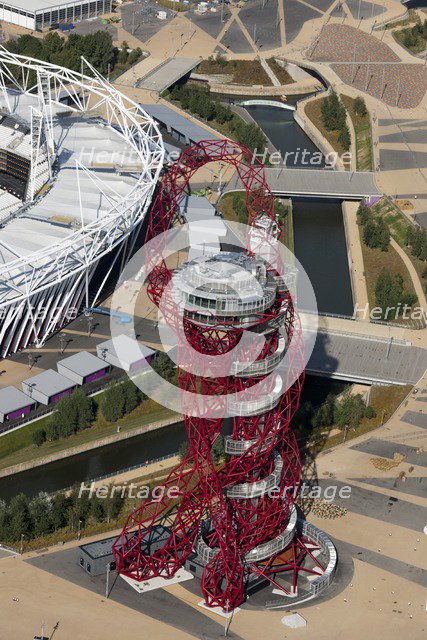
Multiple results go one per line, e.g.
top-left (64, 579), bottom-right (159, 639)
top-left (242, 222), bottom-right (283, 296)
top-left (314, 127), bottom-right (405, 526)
top-left (49, 451), bottom-right (180, 496)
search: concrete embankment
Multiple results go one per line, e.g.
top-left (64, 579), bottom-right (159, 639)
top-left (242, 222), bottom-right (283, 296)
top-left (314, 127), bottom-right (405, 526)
top-left (0, 414), bottom-right (181, 479)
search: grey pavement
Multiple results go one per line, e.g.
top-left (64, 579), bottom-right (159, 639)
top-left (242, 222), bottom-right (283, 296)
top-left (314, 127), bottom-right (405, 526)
top-left (221, 20), bottom-right (253, 53)
top-left (349, 438), bottom-right (427, 468)
top-left (380, 129), bottom-right (427, 145)
top-left (239, 0), bottom-right (282, 51)
top-left (121, 2), bottom-right (175, 43)
top-left (352, 476), bottom-right (427, 499)
top-left (316, 479), bottom-right (426, 533)
top-left (282, 0), bottom-right (320, 43)
top-left (346, 0), bottom-right (386, 20)
top-left (379, 149), bottom-right (427, 172)
top-left (333, 538), bottom-right (427, 587)
top-left (401, 410), bottom-right (427, 428)
top-left (227, 167), bottom-right (380, 198)
top-left (137, 57), bottom-right (200, 92)
top-left (73, 20), bottom-right (118, 39)
top-left (307, 331), bottom-right (426, 385)
top-left (188, 8), bottom-right (232, 40)
top-left (27, 550), bottom-right (236, 640)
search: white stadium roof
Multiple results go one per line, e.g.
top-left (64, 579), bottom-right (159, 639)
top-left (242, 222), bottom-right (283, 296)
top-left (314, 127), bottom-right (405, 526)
top-left (5, 0), bottom-right (95, 12)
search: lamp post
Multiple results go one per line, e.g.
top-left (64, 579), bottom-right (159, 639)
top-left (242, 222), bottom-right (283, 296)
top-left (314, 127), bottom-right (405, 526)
top-left (224, 599), bottom-right (230, 636)
top-left (106, 562), bottom-right (111, 599)
top-left (87, 314), bottom-right (93, 337)
top-left (28, 351), bottom-right (34, 370)
top-left (78, 518), bottom-right (82, 540)
top-left (20, 533), bottom-right (25, 555)
top-left (59, 332), bottom-right (67, 354)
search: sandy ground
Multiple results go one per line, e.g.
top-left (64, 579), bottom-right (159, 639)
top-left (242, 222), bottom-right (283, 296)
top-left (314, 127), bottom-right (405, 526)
top-left (0, 372), bottom-right (425, 640)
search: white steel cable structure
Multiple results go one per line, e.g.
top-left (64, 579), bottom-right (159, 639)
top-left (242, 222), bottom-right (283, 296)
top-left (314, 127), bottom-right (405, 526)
top-left (0, 47), bottom-right (164, 357)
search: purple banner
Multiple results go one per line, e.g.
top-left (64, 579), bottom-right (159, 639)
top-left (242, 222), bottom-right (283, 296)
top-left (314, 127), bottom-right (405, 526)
top-left (6, 404), bottom-right (32, 421)
top-left (84, 369), bottom-right (106, 384)
top-left (50, 388), bottom-right (73, 405)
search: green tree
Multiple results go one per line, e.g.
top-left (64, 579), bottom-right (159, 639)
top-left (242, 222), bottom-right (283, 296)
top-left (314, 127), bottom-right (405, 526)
top-left (338, 124), bottom-right (351, 151)
top-left (7, 493), bottom-right (31, 542)
top-left (118, 41), bottom-right (129, 65)
top-left (354, 96), bottom-right (367, 118)
top-left (334, 392), bottom-right (366, 431)
top-left (122, 380), bottom-right (140, 414)
top-left (51, 492), bottom-right (70, 530)
top-left (128, 47), bottom-right (142, 66)
top-left (152, 352), bottom-right (176, 383)
top-left (365, 405), bottom-right (376, 419)
top-left (45, 419), bottom-right (60, 442)
top-left (100, 383), bottom-right (125, 422)
top-left (32, 429), bottom-right (46, 447)
top-left (0, 499), bottom-right (9, 541)
top-left (29, 492), bottom-right (52, 538)
top-left (357, 203), bottom-right (372, 226)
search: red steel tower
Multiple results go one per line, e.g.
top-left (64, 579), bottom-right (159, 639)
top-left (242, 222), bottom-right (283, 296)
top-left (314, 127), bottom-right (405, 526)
top-left (113, 139), bottom-right (336, 610)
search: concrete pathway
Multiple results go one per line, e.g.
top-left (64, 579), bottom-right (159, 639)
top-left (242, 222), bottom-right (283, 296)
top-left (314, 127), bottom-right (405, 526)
top-left (390, 237), bottom-right (427, 313)
top-left (343, 201), bottom-right (370, 317)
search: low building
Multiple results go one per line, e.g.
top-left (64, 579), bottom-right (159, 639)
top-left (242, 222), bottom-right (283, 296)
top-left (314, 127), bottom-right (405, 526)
top-left (78, 536), bottom-right (116, 576)
top-left (22, 369), bottom-right (76, 405)
top-left (57, 351), bottom-right (110, 386)
top-left (0, 386), bottom-right (35, 422)
top-left (96, 334), bottom-right (156, 373)
top-left (0, 0), bottom-right (112, 31)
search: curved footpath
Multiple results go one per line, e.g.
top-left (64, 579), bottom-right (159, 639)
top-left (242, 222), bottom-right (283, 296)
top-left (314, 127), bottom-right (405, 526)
top-left (390, 237), bottom-right (427, 313)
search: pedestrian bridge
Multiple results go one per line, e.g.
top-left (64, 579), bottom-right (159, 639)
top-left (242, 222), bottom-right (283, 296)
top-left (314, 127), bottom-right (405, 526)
top-left (238, 99), bottom-right (296, 112)
top-left (226, 167), bottom-right (380, 199)
top-left (303, 314), bottom-right (426, 385)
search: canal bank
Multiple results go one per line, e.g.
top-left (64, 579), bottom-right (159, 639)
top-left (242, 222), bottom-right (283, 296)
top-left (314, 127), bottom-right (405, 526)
top-left (0, 375), bottom-right (348, 501)
top-left (239, 100), bottom-right (355, 316)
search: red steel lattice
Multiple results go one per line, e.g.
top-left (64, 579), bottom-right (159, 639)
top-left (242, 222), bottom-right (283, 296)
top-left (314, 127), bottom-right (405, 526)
top-left (113, 139), bottom-right (307, 609)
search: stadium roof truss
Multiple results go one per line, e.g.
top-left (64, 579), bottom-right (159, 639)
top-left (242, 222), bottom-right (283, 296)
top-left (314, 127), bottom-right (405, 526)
top-left (0, 47), bottom-right (164, 314)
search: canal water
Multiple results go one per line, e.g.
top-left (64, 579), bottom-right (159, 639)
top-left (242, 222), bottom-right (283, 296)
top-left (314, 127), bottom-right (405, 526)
top-left (244, 103), bottom-right (353, 315)
top-left (0, 375), bottom-right (347, 501)
top-left (244, 103), bottom-right (325, 169)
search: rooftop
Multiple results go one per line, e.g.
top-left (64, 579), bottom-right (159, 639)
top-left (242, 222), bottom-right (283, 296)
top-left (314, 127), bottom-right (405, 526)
top-left (22, 369), bottom-right (76, 395)
top-left (0, 386), bottom-right (35, 414)
top-left (6, 0), bottom-right (96, 12)
top-left (57, 351), bottom-right (109, 376)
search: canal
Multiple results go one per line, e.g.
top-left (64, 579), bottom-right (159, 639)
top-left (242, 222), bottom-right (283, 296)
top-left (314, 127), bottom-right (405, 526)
top-left (244, 103), bottom-right (354, 315)
top-left (0, 376), bottom-right (347, 501)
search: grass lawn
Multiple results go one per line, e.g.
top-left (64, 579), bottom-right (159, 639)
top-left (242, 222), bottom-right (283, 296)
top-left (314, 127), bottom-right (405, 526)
top-left (0, 399), bottom-right (180, 472)
top-left (267, 58), bottom-right (295, 85)
top-left (340, 94), bottom-right (373, 171)
top-left (358, 223), bottom-right (420, 325)
top-left (304, 97), bottom-right (351, 169)
top-left (369, 197), bottom-right (427, 289)
top-left (316, 384), bottom-right (412, 450)
top-left (197, 58), bottom-right (272, 86)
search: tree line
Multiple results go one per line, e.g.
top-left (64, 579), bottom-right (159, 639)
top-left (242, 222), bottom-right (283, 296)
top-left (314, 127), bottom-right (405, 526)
top-left (321, 92), bottom-right (351, 151)
top-left (357, 203), bottom-right (390, 251)
top-left (5, 32), bottom-right (142, 77)
top-left (293, 390), bottom-right (376, 445)
top-left (375, 268), bottom-right (417, 318)
top-left (405, 226), bottom-right (427, 262)
top-left (0, 487), bottom-right (124, 544)
top-left (169, 84), bottom-right (266, 153)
